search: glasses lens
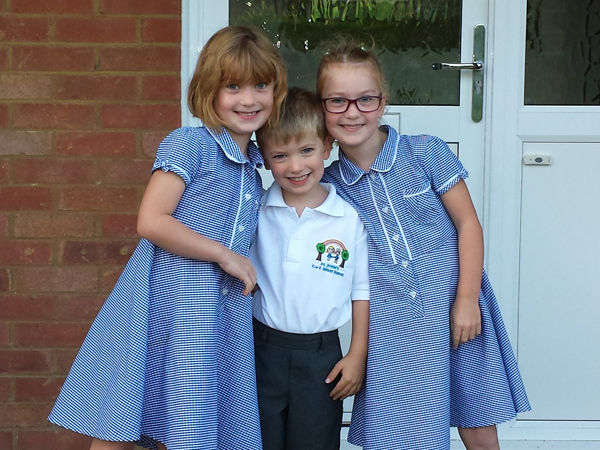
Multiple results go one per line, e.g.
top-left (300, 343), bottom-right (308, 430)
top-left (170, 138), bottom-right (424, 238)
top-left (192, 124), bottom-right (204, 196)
top-left (357, 96), bottom-right (380, 112)
top-left (325, 98), bottom-right (348, 113)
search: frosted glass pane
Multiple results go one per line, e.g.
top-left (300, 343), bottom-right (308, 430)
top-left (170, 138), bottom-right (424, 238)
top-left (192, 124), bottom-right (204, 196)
top-left (525, 0), bottom-right (600, 105)
top-left (230, 0), bottom-right (461, 105)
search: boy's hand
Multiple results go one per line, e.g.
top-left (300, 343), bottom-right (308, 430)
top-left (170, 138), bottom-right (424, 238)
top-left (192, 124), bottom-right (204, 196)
top-left (450, 295), bottom-right (482, 349)
top-left (217, 250), bottom-right (257, 296)
top-left (325, 352), bottom-right (366, 401)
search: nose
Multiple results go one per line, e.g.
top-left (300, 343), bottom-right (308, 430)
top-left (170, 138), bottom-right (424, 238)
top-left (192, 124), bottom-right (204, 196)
top-left (289, 155), bottom-right (304, 173)
top-left (239, 86), bottom-right (256, 106)
top-left (344, 101), bottom-right (361, 118)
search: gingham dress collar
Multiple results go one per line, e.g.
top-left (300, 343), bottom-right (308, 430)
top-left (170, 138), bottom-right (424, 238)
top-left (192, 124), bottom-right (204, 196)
top-left (207, 126), bottom-right (264, 168)
top-left (339, 125), bottom-right (399, 185)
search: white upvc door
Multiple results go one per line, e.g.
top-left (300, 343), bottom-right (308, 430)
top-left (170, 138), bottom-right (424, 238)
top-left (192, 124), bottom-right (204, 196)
top-left (487, 0), bottom-right (600, 443)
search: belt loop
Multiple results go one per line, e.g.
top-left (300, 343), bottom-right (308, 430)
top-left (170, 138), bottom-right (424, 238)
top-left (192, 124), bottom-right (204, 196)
top-left (318, 334), bottom-right (324, 355)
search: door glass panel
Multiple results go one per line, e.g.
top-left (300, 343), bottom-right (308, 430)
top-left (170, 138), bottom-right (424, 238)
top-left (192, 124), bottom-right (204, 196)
top-left (229, 0), bottom-right (462, 105)
top-left (525, 0), bottom-right (600, 105)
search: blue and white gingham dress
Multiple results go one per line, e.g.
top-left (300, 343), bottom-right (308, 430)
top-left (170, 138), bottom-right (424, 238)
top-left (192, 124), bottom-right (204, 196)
top-left (324, 126), bottom-right (530, 450)
top-left (48, 126), bottom-right (264, 450)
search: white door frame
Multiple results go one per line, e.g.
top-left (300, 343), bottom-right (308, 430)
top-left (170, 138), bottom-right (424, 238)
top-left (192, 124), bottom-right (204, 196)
top-left (486, 0), bottom-right (600, 441)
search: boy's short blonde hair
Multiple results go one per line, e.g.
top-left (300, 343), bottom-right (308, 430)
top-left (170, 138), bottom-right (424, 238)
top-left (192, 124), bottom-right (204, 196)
top-left (187, 26), bottom-right (287, 130)
top-left (256, 87), bottom-right (330, 149)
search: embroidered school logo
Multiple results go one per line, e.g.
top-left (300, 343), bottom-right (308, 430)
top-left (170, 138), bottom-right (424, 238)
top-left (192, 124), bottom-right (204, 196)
top-left (315, 240), bottom-right (349, 268)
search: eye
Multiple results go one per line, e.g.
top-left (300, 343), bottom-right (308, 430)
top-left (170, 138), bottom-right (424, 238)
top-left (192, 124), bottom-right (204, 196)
top-left (301, 147), bottom-right (314, 154)
top-left (272, 154), bottom-right (286, 160)
top-left (330, 97), bottom-right (347, 105)
top-left (226, 84), bottom-right (239, 90)
top-left (256, 82), bottom-right (268, 90)
top-left (358, 96), bottom-right (373, 104)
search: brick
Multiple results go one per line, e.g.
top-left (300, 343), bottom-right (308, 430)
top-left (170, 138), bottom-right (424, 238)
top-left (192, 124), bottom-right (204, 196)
top-left (0, 158), bottom-right (7, 183)
top-left (13, 46), bottom-right (95, 71)
top-left (0, 377), bottom-right (11, 401)
top-left (0, 322), bottom-right (8, 346)
top-left (57, 132), bottom-right (137, 157)
top-left (56, 294), bottom-right (104, 321)
top-left (12, 0), bottom-right (93, 14)
top-left (14, 104), bottom-right (95, 130)
top-left (100, 0), bottom-right (180, 15)
top-left (101, 104), bottom-right (180, 129)
top-left (0, 431), bottom-right (12, 450)
top-left (56, 75), bottom-right (136, 101)
top-left (17, 430), bottom-right (92, 450)
top-left (58, 187), bottom-right (138, 212)
top-left (99, 159), bottom-right (152, 184)
top-left (53, 349), bottom-right (77, 374)
top-left (15, 377), bottom-right (65, 402)
top-left (0, 403), bottom-right (52, 427)
top-left (0, 213), bottom-right (7, 237)
top-left (98, 46), bottom-right (180, 72)
top-left (0, 104), bottom-right (8, 128)
top-left (142, 75), bottom-right (180, 101)
top-left (0, 350), bottom-right (52, 373)
top-left (14, 213), bottom-right (96, 238)
top-left (142, 18), bottom-right (181, 43)
top-left (14, 267), bottom-right (98, 293)
top-left (99, 267), bottom-right (123, 292)
top-left (60, 240), bottom-right (136, 265)
top-left (0, 74), bottom-right (52, 100)
top-left (0, 295), bottom-right (54, 320)
top-left (56, 17), bottom-right (137, 43)
top-left (142, 131), bottom-right (169, 157)
top-left (0, 16), bottom-right (49, 42)
top-left (13, 159), bottom-right (98, 184)
top-left (0, 131), bottom-right (52, 156)
top-left (14, 323), bottom-right (89, 347)
top-left (0, 187), bottom-right (53, 211)
top-left (0, 241), bottom-right (52, 265)
top-left (101, 214), bottom-right (138, 238)
top-left (0, 268), bottom-right (10, 292)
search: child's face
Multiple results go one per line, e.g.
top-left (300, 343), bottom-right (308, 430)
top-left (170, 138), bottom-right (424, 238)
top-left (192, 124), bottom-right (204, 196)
top-left (214, 82), bottom-right (274, 148)
top-left (321, 64), bottom-right (385, 155)
top-left (262, 131), bottom-right (332, 206)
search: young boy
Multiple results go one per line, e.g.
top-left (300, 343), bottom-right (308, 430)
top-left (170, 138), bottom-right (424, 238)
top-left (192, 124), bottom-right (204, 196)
top-left (250, 87), bottom-right (369, 450)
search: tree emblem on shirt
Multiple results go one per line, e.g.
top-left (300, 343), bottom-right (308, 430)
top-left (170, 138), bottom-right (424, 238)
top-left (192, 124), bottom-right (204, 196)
top-left (315, 239), bottom-right (349, 268)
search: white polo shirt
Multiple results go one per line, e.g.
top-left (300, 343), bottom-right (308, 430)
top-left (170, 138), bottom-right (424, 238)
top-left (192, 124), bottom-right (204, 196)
top-left (250, 182), bottom-right (369, 334)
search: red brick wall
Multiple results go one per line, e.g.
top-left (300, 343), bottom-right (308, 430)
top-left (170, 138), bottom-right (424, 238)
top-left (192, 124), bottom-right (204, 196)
top-left (0, 0), bottom-right (181, 448)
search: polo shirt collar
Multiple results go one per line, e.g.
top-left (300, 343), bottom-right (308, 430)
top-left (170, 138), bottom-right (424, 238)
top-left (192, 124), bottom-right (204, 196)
top-left (206, 126), bottom-right (264, 168)
top-left (339, 125), bottom-right (399, 185)
top-left (263, 182), bottom-right (345, 217)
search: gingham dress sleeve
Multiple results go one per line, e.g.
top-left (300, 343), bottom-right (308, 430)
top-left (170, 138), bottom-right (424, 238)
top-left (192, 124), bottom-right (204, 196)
top-left (152, 127), bottom-right (204, 185)
top-left (414, 135), bottom-right (469, 195)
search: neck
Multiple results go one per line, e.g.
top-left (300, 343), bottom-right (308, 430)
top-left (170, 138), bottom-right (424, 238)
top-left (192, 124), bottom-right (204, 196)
top-left (281, 185), bottom-right (329, 217)
top-left (340, 128), bottom-right (387, 172)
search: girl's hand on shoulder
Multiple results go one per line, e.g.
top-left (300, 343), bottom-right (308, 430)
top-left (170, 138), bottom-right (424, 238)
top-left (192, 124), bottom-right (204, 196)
top-left (450, 296), bottom-right (482, 349)
top-left (325, 352), bottom-right (366, 401)
top-left (217, 249), bottom-right (257, 296)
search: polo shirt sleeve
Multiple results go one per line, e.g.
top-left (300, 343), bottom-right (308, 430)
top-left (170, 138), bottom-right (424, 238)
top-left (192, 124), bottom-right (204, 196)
top-left (152, 127), bottom-right (204, 185)
top-left (414, 135), bottom-right (469, 195)
top-left (351, 218), bottom-right (369, 301)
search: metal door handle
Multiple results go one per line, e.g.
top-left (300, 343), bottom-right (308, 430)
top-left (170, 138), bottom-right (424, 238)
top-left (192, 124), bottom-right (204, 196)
top-left (432, 62), bottom-right (483, 70)
top-left (432, 24), bottom-right (485, 122)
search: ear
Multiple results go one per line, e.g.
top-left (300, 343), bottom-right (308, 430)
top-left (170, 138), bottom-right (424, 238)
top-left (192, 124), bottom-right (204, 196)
top-left (263, 158), bottom-right (271, 170)
top-left (323, 136), bottom-right (333, 160)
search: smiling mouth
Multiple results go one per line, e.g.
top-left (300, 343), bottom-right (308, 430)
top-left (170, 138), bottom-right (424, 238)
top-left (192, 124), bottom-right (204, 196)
top-left (236, 111), bottom-right (260, 117)
top-left (341, 124), bottom-right (363, 130)
top-left (288, 174), bottom-right (309, 183)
